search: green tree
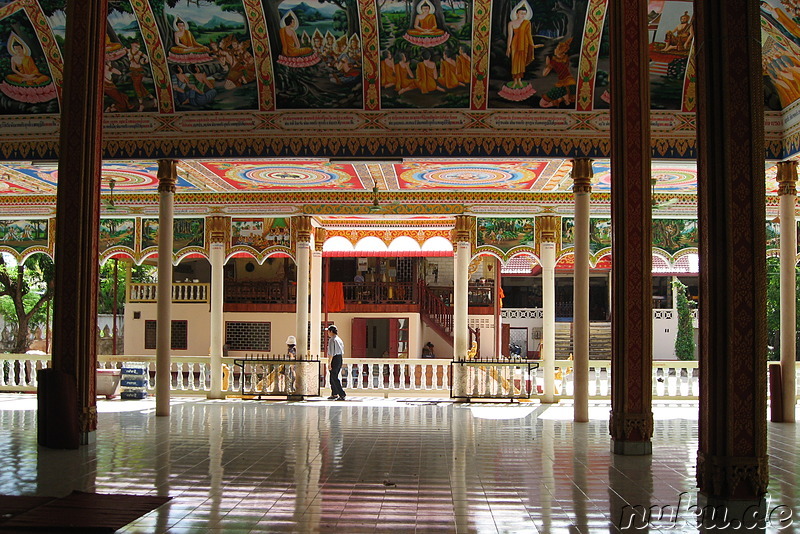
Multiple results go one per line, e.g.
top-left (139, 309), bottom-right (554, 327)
top-left (98, 260), bottom-right (158, 315)
top-left (672, 280), bottom-right (695, 361)
top-left (0, 254), bottom-right (54, 353)
top-left (765, 257), bottom-right (800, 361)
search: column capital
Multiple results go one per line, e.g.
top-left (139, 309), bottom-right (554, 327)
top-left (777, 161), bottom-right (798, 196)
top-left (537, 215), bottom-right (561, 244)
top-left (294, 216), bottom-right (312, 243)
top-left (157, 159), bottom-right (178, 193)
top-left (314, 227), bottom-right (326, 251)
top-left (452, 215), bottom-right (474, 244)
top-left (206, 216), bottom-right (229, 245)
top-left (571, 158), bottom-right (594, 194)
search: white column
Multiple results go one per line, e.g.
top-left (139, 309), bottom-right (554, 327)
top-left (572, 159), bottom-right (592, 422)
top-left (452, 216), bottom-right (473, 359)
top-left (541, 239), bottom-right (556, 403)
top-left (454, 241), bottom-right (471, 358)
top-left (208, 224), bottom-right (225, 399)
top-left (310, 228), bottom-right (324, 358)
top-left (155, 160), bottom-right (176, 417)
top-left (778, 161), bottom-right (797, 422)
top-left (295, 217), bottom-right (312, 358)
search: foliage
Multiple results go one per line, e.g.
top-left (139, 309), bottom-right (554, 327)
top-left (0, 254), bottom-right (54, 353)
top-left (766, 257), bottom-right (800, 361)
top-left (98, 261), bottom-right (157, 315)
top-left (332, 10), bottom-right (348, 33)
top-left (672, 280), bottom-right (695, 361)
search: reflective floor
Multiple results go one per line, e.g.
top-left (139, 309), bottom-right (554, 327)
top-left (0, 394), bottom-right (797, 533)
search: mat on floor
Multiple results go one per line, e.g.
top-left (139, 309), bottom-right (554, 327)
top-left (0, 490), bottom-right (171, 532)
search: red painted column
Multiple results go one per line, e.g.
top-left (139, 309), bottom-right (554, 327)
top-left (44, 0), bottom-right (108, 447)
top-left (695, 0), bottom-right (768, 514)
top-left (608, 0), bottom-right (653, 455)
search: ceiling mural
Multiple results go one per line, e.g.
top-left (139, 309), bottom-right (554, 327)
top-left (0, 0), bottom-right (795, 160)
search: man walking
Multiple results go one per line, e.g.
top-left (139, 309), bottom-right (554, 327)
top-left (326, 325), bottom-right (346, 400)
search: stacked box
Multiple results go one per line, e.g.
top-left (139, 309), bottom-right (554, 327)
top-left (120, 363), bottom-right (149, 399)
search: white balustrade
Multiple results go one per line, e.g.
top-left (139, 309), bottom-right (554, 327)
top-left (128, 282), bottom-right (210, 303)
top-left (0, 353), bottom-right (796, 402)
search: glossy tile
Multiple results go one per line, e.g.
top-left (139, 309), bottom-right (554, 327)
top-left (0, 395), bottom-right (797, 533)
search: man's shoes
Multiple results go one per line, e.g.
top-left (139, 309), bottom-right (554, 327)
top-left (327, 395), bottom-right (338, 400)
top-left (335, 396), bottom-right (346, 401)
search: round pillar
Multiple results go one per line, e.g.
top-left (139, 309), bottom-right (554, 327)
top-left (207, 216), bottom-right (228, 399)
top-left (778, 161), bottom-right (797, 423)
top-left (572, 159), bottom-right (593, 422)
top-left (539, 216), bottom-right (559, 403)
top-left (156, 160), bottom-right (177, 417)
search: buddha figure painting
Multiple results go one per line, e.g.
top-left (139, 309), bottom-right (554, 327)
top-left (277, 10), bottom-right (321, 67)
top-left (105, 33), bottom-right (126, 62)
top-left (498, 0), bottom-right (541, 101)
top-left (168, 17), bottom-right (213, 64)
top-left (403, 0), bottom-right (449, 48)
top-left (0, 33), bottom-right (57, 104)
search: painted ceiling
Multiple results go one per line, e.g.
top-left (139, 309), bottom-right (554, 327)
top-left (0, 0), bottom-right (794, 222)
top-left (0, 0), bottom-right (797, 162)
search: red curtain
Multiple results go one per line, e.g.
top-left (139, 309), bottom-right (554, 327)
top-left (326, 282), bottom-right (345, 312)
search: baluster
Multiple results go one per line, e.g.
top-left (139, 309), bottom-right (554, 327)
top-left (443, 363), bottom-right (449, 391)
top-left (387, 364), bottom-right (394, 390)
top-left (200, 363), bottom-right (208, 391)
top-left (399, 364), bottom-right (406, 390)
top-left (173, 362), bottom-right (182, 390)
top-left (147, 362), bottom-right (155, 392)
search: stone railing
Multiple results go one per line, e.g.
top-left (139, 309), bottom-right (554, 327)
top-left (128, 282), bottom-right (210, 303)
top-left (0, 353), bottom-right (795, 402)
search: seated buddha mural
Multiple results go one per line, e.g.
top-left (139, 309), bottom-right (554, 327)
top-left (277, 10), bottom-right (321, 68)
top-left (0, 32), bottom-right (57, 104)
top-left (168, 17), bottom-right (213, 64)
top-left (403, 0), bottom-right (449, 48)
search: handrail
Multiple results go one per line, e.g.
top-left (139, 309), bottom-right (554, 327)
top-left (129, 282), bottom-right (210, 303)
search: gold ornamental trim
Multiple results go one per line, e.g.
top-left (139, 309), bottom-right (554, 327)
top-left (776, 161), bottom-right (798, 196)
top-left (156, 160), bottom-right (177, 193)
top-left (206, 215), bottom-right (230, 245)
top-left (571, 158), bottom-right (594, 194)
top-left (697, 452), bottom-right (769, 497)
top-left (452, 215), bottom-right (475, 243)
top-left (608, 411), bottom-right (654, 442)
top-left (537, 215), bottom-right (561, 244)
top-left (314, 227), bottom-right (326, 251)
top-left (294, 215), bottom-right (312, 242)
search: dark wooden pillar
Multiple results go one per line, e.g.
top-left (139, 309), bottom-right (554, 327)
top-left (40, 0), bottom-right (107, 448)
top-left (695, 0), bottom-right (768, 514)
top-left (608, 0), bottom-right (653, 455)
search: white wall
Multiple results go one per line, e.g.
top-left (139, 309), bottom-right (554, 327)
top-left (653, 309), bottom-right (679, 360)
top-left (123, 302), bottom-right (211, 356)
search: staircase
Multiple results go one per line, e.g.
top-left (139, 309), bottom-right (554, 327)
top-left (419, 281), bottom-right (454, 347)
top-left (553, 322), bottom-right (612, 360)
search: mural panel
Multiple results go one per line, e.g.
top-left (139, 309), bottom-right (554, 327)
top-left (651, 219), bottom-right (697, 254)
top-left (100, 218), bottom-right (136, 251)
top-left (488, 0), bottom-right (589, 109)
top-left (159, 1), bottom-right (257, 111)
top-left (103, 2), bottom-right (158, 113)
top-left (231, 217), bottom-right (290, 250)
top-left (378, 0), bottom-right (471, 109)
top-left (761, 0), bottom-right (800, 110)
top-left (268, 0), bottom-right (363, 109)
top-left (562, 217), bottom-right (610, 254)
top-left (0, 8), bottom-right (58, 114)
top-left (0, 219), bottom-right (47, 252)
top-left (646, 0), bottom-right (694, 110)
top-left (477, 217), bottom-right (535, 252)
top-left (142, 218), bottom-right (204, 251)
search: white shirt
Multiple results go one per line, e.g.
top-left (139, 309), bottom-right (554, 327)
top-left (327, 335), bottom-right (344, 357)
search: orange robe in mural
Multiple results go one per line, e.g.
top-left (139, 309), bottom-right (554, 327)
top-left (381, 59), bottom-right (397, 88)
top-left (7, 54), bottom-right (50, 86)
top-left (416, 61), bottom-right (437, 93)
top-left (510, 19), bottom-right (534, 78)
top-left (280, 26), bottom-right (313, 57)
top-left (408, 13), bottom-right (444, 36)
top-left (438, 59), bottom-right (459, 89)
top-left (456, 53), bottom-right (471, 84)
top-left (394, 63), bottom-right (417, 92)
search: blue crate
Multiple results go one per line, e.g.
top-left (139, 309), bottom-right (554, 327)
top-left (120, 367), bottom-right (147, 375)
top-left (121, 378), bottom-right (148, 388)
top-left (120, 390), bottom-right (148, 399)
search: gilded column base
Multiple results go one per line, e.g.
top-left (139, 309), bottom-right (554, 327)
top-left (697, 451), bottom-right (769, 500)
top-left (609, 410), bottom-right (653, 455)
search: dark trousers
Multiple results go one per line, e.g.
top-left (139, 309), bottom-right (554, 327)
top-left (329, 355), bottom-right (345, 398)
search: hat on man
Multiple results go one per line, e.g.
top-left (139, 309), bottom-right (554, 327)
top-left (286, 335), bottom-right (296, 345)
top-left (327, 325), bottom-right (338, 334)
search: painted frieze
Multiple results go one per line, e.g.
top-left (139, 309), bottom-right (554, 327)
top-left (488, 0), bottom-right (589, 108)
top-left (476, 217), bottom-right (535, 252)
top-left (142, 217), bottom-right (204, 251)
top-left (231, 217), bottom-right (291, 251)
top-left (378, 0), bottom-right (472, 109)
top-left (0, 219), bottom-right (47, 252)
top-left (268, 0), bottom-right (363, 109)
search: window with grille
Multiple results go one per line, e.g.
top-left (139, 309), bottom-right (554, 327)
top-left (144, 320), bottom-right (188, 350)
top-left (225, 321), bottom-right (271, 352)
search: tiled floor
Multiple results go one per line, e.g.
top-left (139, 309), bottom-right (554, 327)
top-left (0, 394), bottom-right (797, 533)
